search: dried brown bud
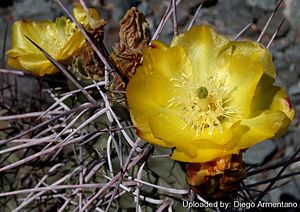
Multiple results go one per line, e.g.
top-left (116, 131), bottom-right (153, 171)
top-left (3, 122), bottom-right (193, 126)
top-left (186, 153), bottom-right (246, 198)
top-left (69, 18), bottom-right (106, 84)
top-left (110, 7), bottom-right (149, 79)
top-left (70, 44), bottom-right (105, 83)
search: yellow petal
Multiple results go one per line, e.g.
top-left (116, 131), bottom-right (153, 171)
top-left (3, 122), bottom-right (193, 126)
top-left (147, 71), bottom-right (175, 108)
top-left (137, 130), bottom-right (173, 148)
top-left (73, 5), bottom-right (103, 29)
top-left (224, 54), bottom-right (264, 118)
top-left (53, 17), bottom-right (85, 58)
top-left (172, 148), bottom-right (233, 163)
top-left (9, 20), bottom-right (53, 54)
top-left (57, 31), bottom-right (85, 60)
top-left (270, 89), bottom-right (294, 122)
top-left (250, 74), bottom-right (277, 116)
top-left (250, 74), bottom-right (294, 136)
top-left (126, 65), bottom-right (159, 133)
top-left (234, 111), bottom-right (287, 149)
top-left (7, 48), bottom-right (56, 76)
top-left (126, 61), bottom-right (175, 147)
top-left (147, 109), bottom-right (234, 157)
top-left (147, 110), bottom-right (198, 157)
top-left (172, 123), bottom-right (248, 162)
top-left (142, 40), bottom-right (193, 107)
top-left (251, 75), bottom-right (294, 118)
top-left (7, 57), bottom-right (23, 70)
top-left (147, 40), bottom-right (192, 78)
top-left (220, 41), bottom-right (276, 78)
top-left (73, 5), bottom-right (91, 25)
top-left (16, 54), bottom-right (57, 76)
top-left (171, 25), bottom-right (230, 82)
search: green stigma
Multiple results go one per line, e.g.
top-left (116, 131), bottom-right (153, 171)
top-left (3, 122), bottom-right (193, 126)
top-left (196, 87), bottom-right (208, 99)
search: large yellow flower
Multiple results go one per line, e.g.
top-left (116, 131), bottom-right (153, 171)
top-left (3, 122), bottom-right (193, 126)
top-left (126, 25), bottom-right (294, 163)
top-left (6, 6), bottom-right (102, 76)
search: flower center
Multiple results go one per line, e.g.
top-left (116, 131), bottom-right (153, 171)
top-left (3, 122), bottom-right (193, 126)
top-left (196, 87), bottom-right (208, 99)
top-left (168, 72), bottom-right (237, 135)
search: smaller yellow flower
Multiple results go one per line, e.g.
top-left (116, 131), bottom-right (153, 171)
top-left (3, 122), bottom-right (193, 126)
top-left (126, 25), bottom-right (295, 163)
top-left (6, 6), bottom-right (102, 76)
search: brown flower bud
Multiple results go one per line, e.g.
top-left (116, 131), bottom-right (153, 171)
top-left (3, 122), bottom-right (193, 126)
top-left (110, 7), bottom-right (149, 79)
top-left (186, 153), bottom-right (246, 198)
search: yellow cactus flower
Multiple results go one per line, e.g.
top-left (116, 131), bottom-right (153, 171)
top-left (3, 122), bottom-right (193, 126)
top-left (6, 6), bottom-right (102, 76)
top-left (126, 25), bottom-right (294, 163)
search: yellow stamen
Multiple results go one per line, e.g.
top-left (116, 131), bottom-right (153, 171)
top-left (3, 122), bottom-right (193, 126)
top-left (168, 72), bottom-right (237, 135)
